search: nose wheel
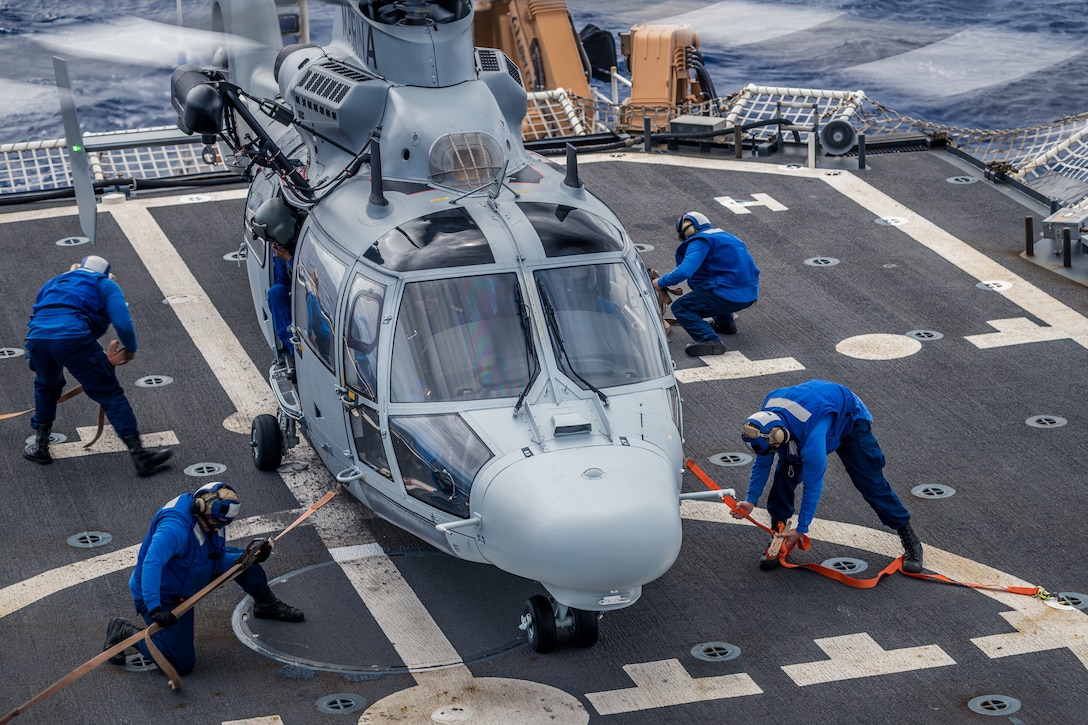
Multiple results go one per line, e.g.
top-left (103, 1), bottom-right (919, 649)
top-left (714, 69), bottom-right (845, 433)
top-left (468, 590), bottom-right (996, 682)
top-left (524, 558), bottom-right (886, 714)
top-left (520, 595), bottom-right (600, 653)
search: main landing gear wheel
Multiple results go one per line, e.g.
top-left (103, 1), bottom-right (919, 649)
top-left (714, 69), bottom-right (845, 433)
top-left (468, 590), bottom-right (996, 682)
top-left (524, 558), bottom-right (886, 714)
top-left (570, 608), bottom-right (599, 648)
top-left (251, 413), bottom-right (283, 471)
top-left (522, 594), bottom-right (557, 653)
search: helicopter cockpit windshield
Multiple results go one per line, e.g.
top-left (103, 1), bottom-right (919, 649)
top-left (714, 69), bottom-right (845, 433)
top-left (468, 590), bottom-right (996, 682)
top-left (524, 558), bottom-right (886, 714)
top-left (390, 274), bottom-right (537, 402)
top-left (535, 263), bottom-right (669, 390)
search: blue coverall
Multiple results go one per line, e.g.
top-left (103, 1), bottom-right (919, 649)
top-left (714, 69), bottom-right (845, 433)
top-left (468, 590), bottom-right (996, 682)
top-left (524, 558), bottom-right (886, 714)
top-left (129, 493), bottom-right (272, 675)
top-left (744, 380), bottom-right (911, 535)
top-left (658, 221), bottom-right (760, 344)
top-left (25, 267), bottom-right (140, 438)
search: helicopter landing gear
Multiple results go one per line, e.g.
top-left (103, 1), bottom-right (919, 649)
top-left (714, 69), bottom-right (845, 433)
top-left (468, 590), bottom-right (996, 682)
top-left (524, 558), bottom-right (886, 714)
top-left (251, 413), bottom-right (283, 471)
top-left (520, 595), bottom-right (600, 653)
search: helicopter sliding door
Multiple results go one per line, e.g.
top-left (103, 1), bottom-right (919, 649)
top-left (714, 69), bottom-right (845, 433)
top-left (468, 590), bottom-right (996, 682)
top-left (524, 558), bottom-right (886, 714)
top-left (242, 170), bottom-right (281, 353)
top-left (341, 271), bottom-right (393, 483)
top-left (291, 230), bottom-right (352, 471)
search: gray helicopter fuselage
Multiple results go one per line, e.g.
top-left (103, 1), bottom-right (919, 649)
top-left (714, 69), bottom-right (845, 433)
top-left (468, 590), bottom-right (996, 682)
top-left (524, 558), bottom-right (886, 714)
top-left (229, 0), bottom-right (687, 612)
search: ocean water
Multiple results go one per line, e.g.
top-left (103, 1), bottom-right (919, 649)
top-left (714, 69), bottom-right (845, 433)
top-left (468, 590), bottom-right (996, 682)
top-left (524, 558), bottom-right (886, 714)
top-left (0, 0), bottom-right (1085, 146)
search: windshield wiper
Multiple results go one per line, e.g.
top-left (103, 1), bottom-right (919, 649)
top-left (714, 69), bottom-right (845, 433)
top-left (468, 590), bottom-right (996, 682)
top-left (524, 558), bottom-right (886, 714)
top-left (513, 284), bottom-right (538, 413)
top-left (536, 281), bottom-right (608, 406)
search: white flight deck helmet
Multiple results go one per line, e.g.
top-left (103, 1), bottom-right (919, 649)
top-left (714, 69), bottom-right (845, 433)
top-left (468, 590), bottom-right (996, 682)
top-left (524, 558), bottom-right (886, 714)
top-left (676, 211), bottom-right (712, 241)
top-left (79, 255), bottom-right (111, 275)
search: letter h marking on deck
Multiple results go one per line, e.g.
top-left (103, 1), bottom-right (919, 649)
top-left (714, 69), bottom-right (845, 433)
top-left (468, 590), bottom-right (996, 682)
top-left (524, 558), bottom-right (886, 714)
top-left (715, 193), bottom-right (788, 215)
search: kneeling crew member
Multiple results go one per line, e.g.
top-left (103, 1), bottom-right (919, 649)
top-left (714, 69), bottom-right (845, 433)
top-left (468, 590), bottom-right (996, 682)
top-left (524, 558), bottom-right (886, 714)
top-left (732, 379), bottom-right (924, 573)
top-left (103, 482), bottom-right (303, 674)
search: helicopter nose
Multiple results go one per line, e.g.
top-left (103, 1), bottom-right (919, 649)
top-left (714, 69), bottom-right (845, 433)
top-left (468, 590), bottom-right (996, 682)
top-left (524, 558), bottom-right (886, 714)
top-left (475, 445), bottom-right (682, 608)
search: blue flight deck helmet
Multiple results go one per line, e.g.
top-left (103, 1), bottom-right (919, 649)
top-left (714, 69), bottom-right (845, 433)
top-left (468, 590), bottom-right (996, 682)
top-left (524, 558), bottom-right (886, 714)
top-left (190, 482), bottom-right (241, 526)
top-left (741, 411), bottom-right (789, 455)
top-left (676, 211), bottom-right (711, 241)
top-left (79, 255), bottom-right (111, 276)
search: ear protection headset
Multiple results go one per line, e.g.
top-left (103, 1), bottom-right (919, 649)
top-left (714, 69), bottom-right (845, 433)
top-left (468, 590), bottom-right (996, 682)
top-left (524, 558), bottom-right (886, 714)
top-left (741, 411), bottom-right (789, 455)
top-left (675, 211), bottom-right (711, 241)
top-left (190, 482), bottom-right (241, 524)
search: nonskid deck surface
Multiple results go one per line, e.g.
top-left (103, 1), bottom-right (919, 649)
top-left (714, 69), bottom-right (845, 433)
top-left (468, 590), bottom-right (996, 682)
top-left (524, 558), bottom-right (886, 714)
top-left (0, 147), bottom-right (1085, 724)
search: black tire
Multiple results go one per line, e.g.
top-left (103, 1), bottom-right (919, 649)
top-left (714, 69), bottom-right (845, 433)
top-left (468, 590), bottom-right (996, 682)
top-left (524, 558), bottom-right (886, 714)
top-left (571, 608), bottom-right (599, 648)
top-left (524, 595), bottom-right (557, 654)
top-left (251, 414), bottom-right (283, 471)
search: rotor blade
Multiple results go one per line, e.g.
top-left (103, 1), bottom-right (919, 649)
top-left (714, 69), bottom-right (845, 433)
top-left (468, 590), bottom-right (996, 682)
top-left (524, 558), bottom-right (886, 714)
top-left (35, 18), bottom-right (264, 69)
top-left (52, 56), bottom-right (97, 246)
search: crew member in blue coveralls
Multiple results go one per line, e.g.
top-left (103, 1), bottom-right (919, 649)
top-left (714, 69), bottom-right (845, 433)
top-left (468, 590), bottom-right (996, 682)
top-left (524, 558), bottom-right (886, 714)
top-left (102, 482), bottom-right (304, 675)
top-left (653, 211), bottom-right (759, 357)
top-left (22, 255), bottom-right (173, 476)
top-left (731, 379), bottom-right (925, 573)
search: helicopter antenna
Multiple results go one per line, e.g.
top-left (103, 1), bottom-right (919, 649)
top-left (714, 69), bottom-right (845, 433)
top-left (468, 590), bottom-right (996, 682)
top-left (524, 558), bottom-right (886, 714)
top-left (563, 144), bottom-right (583, 189)
top-left (368, 129), bottom-right (389, 208)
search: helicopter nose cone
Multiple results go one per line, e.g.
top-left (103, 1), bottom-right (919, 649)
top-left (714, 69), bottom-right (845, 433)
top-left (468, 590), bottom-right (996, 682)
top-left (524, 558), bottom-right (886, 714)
top-left (477, 445), bottom-right (682, 609)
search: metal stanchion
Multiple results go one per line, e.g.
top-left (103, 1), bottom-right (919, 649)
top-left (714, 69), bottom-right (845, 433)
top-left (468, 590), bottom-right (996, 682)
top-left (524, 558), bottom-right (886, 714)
top-left (1063, 227), bottom-right (1072, 268)
top-left (1025, 217), bottom-right (1034, 256)
top-left (858, 134), bottom-right (866, 170)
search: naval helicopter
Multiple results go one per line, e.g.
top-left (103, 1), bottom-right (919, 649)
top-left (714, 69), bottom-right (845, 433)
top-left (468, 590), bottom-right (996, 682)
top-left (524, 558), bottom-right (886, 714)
top-left (170, 0), bottom-right (714, 652)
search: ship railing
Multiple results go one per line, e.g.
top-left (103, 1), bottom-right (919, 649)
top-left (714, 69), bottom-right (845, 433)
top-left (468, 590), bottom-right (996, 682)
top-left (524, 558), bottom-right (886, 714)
top-left (3, 88), bottom-right (1088, 209)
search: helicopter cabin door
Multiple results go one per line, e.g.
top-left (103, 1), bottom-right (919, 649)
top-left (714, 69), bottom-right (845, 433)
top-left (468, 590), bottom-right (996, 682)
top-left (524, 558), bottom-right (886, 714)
top-left (290, 230), bottom-right (353, 471)
top-left (242, 170), bottom-right (282, 353)
top-left (340, 267), bottom-right (396, 500)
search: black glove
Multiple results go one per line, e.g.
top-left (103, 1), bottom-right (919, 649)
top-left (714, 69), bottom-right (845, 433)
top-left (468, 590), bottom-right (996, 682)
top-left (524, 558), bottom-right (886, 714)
top-left (254, 541), bottom-right (273, 563)
top-left (149, 607), bottom-right (177, 628)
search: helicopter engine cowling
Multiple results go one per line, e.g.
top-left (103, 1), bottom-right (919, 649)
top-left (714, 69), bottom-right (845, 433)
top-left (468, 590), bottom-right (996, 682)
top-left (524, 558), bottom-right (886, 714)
top-left (473, 444), bottom-right (682, 612)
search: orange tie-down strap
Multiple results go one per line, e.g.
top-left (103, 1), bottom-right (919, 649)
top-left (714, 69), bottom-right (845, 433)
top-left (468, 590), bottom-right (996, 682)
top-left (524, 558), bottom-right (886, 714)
top-left (683, 459), bottom-right (1049, 599)
top-left (0, 488), bottom-right (340, 725)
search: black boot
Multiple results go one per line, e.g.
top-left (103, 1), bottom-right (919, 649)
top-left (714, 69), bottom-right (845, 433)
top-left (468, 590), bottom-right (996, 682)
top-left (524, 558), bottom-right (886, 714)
top-left (252, 590), bottom-right (305, 622)
top-left (103, 616), bottom-right (142, 665)
top-left (23, 425), bottom-right (53, 465)
top-left (122, 435), bottom-right (172, 477)
top-left (897, 523), bottom-right (924, 573)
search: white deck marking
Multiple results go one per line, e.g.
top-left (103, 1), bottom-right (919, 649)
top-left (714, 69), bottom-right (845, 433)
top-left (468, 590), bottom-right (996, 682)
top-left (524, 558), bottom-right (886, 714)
top-left (222, 717), bottom-right (283, 725)
top-left (674, 350), bottom-right (804, 383)
top-left (47, 424), bottom-right (178, 459)
top-left (972, 610), bottom-right (1088, 666)
top-left (781, 633), bottom-right (955, 686)
top-left (835, 333), bottom-right (921, 360)
top-left (715, 193), bottom-right (788, 214)
top-left (585, 659), bottom-right (762, 715)
top-left (965, 316), bottom-right (1074, 349)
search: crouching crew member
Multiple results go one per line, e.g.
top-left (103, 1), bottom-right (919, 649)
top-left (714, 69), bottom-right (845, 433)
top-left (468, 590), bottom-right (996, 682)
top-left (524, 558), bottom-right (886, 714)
top-left (103, 482), bottom-right (303, 675)
top-left (23, 255), bottom-right (172, 476)
top-left (653, 211), bottom-right (759, 357)
top-left (732, 379), bottom-right (924, 573)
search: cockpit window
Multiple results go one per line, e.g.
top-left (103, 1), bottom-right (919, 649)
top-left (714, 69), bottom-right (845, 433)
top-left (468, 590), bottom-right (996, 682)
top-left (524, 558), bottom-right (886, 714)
top-left (366, 209), bottom-right (494, 272)
top-left (389, 413), bottom-right (491, 519)
top-left (390, 274), bottom-right (537, 402)
top-left (343, 274), bottom-right (385, 403)
top-left (293, 231), bottom-right (347, 370)
top-left (518, 202), bottom-right (625, 257)
top-left (534, 263), bottom-right (669, 389)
